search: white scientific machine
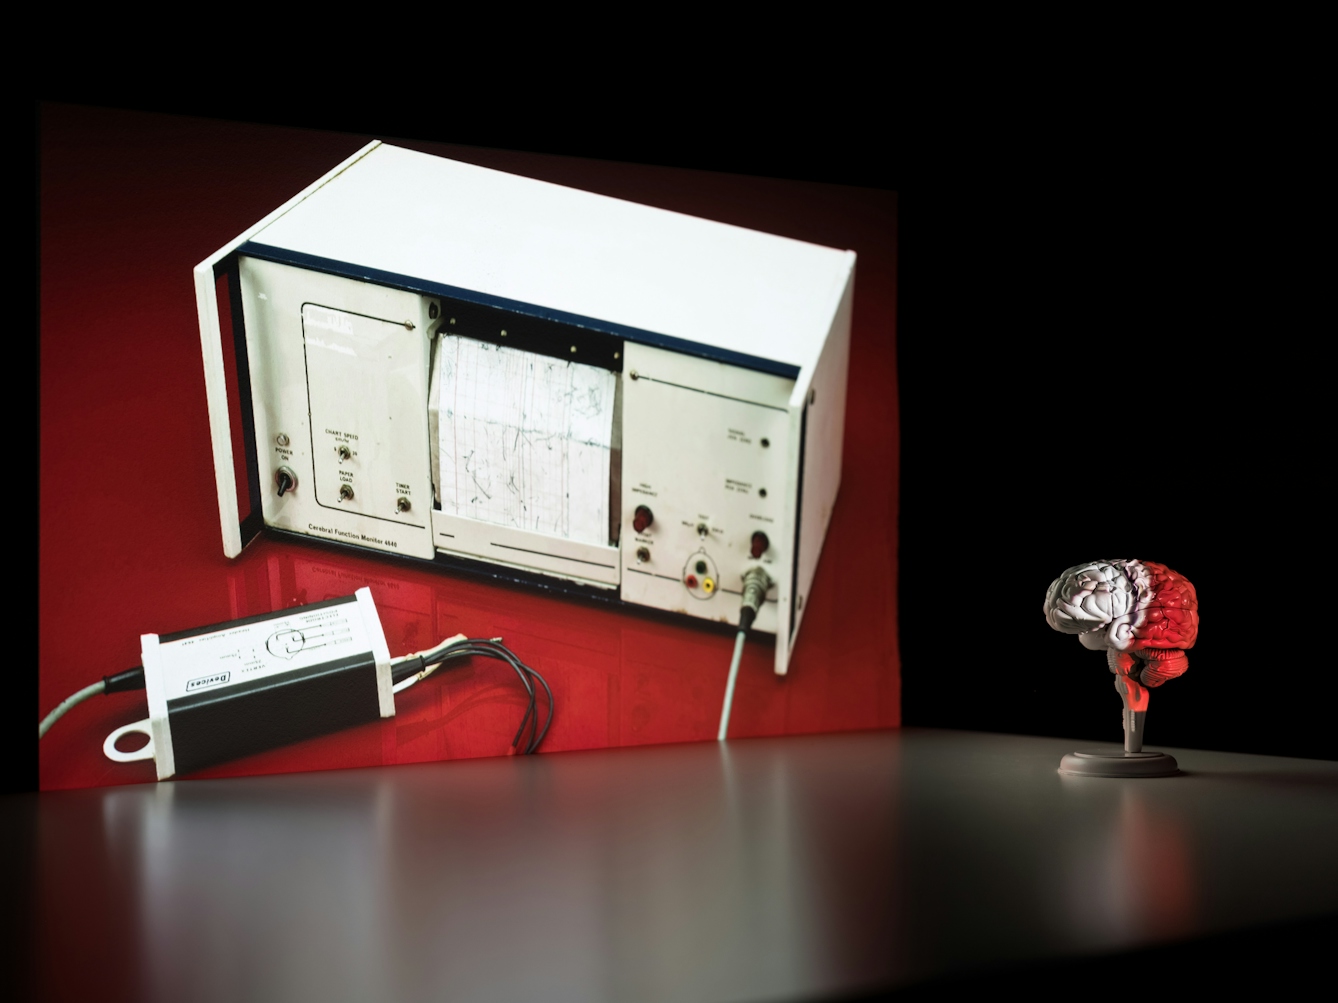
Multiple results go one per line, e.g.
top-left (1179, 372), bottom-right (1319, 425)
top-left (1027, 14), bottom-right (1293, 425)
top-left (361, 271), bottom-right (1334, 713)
top-left (196, 142), bottom-right (854, 677)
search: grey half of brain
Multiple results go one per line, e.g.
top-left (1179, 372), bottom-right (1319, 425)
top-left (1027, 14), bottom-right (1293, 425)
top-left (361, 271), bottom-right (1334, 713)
top-left (1043, 560), bottom-right (1149, 634)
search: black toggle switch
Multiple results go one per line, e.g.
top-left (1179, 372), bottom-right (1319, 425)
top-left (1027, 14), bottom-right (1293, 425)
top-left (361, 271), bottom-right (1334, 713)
top-left (276, 469), bottom-right (295, 497)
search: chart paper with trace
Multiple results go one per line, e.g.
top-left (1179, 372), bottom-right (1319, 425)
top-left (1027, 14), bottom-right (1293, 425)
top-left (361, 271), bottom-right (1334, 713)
top-left (433, 337), bottom-right (616, 547)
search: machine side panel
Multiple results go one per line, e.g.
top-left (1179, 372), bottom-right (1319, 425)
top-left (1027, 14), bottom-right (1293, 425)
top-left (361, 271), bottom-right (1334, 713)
top-left (788, 265), bottom-right (855, 657)
top-left (196, 140), bottom-right (383, 558)
top-left (772, 404), bottom-right (805, 675)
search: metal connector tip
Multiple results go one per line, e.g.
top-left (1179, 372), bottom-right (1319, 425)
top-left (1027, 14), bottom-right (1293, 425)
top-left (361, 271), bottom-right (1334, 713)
top-left (740, 566), bottom-right (772, 616)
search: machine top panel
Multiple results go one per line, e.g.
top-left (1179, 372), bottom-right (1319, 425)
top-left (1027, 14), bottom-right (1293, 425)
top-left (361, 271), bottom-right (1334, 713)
top-left (249, 144), bottom-right (855, 378)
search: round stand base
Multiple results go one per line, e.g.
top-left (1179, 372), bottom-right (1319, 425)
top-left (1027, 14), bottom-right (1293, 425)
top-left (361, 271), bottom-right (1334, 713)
top-left (1058, 750), bottom-right (1180, 778)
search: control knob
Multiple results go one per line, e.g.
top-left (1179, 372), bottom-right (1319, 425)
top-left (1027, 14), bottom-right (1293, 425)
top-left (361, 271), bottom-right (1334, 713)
top-left (633, 505), bottom-right (654, 533)
top-left (750, 531), bottom-right (769, 559)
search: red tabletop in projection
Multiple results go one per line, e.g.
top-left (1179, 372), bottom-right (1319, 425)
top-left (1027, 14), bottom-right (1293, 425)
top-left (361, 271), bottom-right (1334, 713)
top-left (38, 104), bottom-right (899, 790)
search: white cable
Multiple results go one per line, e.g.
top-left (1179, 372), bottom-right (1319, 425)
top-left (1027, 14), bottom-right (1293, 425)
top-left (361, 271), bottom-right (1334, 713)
top-left (717, 630), bottom-right (747, 741)
top-left (393, 662), bottom-right (442, 695)
top-left (391, 633), bottom-right (472, 695)
top-left (391, 633), bottom-right (469, 667)
top-left (717, 568), bottom-right (770, 742)
top-left (39, 681), bottom-right (106, 739)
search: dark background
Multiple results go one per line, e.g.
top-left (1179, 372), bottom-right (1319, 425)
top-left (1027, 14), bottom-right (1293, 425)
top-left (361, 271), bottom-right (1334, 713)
top-left (22, 92), bottom-right (1327, 799)
top-left (898, 196), bottom-right (1327, 760)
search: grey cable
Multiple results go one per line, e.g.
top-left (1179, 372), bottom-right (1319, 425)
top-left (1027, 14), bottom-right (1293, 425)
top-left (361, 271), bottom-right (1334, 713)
top-left (717, 630), bottom-right (747, 741)
top-left (717, 566), bottom-right (773, 742)
top-left (38, 681), bottom-right (106, 739)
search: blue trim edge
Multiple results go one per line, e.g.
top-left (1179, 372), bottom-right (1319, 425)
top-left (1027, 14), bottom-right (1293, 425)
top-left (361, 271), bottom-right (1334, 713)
top-left (239, 242), bottom-right (802, 381)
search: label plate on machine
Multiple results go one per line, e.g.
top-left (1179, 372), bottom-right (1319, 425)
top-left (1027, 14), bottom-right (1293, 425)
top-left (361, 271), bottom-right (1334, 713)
top-left (302, 304), bottom-right (430, 529)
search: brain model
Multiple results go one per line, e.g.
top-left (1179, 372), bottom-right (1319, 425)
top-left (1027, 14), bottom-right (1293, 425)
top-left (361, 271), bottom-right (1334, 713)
top-left (1043, 560), bottom-right (1198, 687)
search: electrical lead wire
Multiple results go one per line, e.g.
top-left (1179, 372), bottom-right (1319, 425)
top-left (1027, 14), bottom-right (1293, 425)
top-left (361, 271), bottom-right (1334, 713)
top-left (38, 667), bottom-right (145, 739)
top-left (717, 630), bottom-right (747, 741)
top-left (391, 637), bottom-right (553, 755)
top-left (38, 681), bottom-right (106, 739)
top-left (717, 567), bottom-right (771, 742)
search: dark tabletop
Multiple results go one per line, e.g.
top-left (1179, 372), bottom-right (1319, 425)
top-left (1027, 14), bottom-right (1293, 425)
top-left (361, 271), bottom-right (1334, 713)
top-left (6, 729), bottom-right (1338, 1002)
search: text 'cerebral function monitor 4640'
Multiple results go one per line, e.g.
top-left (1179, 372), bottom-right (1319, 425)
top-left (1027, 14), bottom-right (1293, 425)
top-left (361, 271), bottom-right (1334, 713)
top-left (196, 142), bottom-right (854, 677)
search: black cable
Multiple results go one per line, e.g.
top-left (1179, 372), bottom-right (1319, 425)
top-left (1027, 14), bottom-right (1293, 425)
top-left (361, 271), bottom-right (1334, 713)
top-left (400, 638), bottom-right (554, 754)
top-left (459, 641), bottom-right (551, 755)
top-left (453, 645), bottom-right (536, 751)
top-left (391, 656), bottom-right (427, 685)
top-left (104, 667), bottom-right (146, 693)
top-left (462, 642), bottom-right (551, 755)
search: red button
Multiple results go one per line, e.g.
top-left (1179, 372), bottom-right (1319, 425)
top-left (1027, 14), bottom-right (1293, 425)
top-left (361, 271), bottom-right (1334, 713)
top-left (750, 532), bottom-right (769, 559)
top-left (633, 505), bottom-right (654, 533)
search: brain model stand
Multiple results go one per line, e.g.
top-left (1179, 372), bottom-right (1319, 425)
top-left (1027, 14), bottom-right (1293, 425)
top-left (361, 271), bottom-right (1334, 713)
top-left (1043, 560), bottom-right (1199, 778)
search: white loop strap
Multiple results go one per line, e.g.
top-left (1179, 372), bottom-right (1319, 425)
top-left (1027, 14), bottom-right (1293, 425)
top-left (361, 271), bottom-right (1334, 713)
top-left (103, 718), bottom-right (155, 763)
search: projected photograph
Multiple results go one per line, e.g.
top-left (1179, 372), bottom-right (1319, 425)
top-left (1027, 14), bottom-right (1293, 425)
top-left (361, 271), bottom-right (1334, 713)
top-left (38, 105), bottom-right (899, 789)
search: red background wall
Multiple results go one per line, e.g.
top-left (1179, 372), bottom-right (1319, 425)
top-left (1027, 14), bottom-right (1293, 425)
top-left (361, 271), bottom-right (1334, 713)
top-left (38, 103), bottom-right (899, 790)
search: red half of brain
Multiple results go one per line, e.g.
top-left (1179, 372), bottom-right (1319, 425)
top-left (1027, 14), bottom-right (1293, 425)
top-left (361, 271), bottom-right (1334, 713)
top-left (1130, 561), bottom-right (1199, 651)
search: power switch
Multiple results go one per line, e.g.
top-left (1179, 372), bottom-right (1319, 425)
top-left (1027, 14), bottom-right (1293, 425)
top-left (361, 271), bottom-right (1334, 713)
top-left (633, 505), bottom-right (654, 533)
top-left (750, 531), bottom-right (769, 559)
top-left (276, 467), bottom-right (297, 497)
